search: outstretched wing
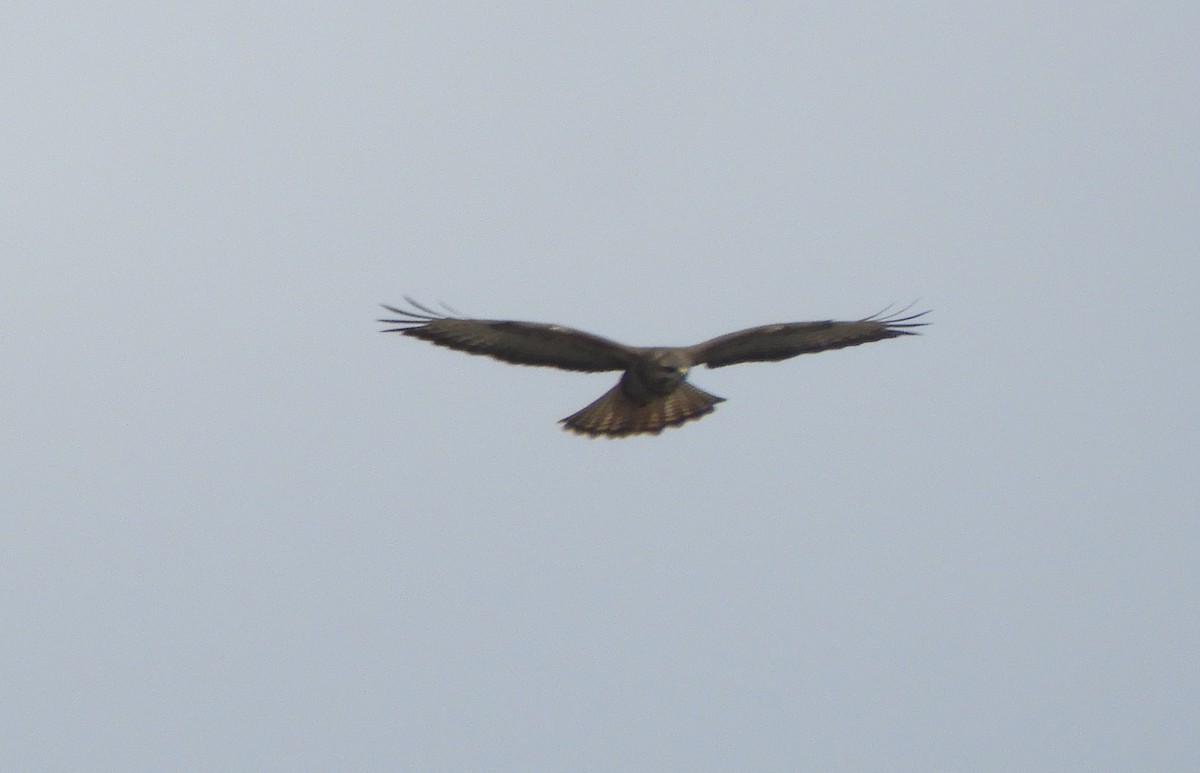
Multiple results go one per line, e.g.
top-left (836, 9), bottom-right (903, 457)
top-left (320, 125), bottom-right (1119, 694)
top-left (379, 297), bottom-right (633, 372)
top-left (690, 307), bottom-right (929, 368)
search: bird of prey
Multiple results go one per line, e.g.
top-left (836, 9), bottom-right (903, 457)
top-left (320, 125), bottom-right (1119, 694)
top-left (379, 298), bottom-right (928, 438)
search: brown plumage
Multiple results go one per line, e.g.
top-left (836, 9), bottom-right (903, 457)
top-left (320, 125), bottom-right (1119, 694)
top-left (379, 297), bottom-right (928, 438)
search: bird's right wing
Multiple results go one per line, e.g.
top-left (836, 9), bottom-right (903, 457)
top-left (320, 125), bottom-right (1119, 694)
top-left (379, 298), bottom-right (633, 373)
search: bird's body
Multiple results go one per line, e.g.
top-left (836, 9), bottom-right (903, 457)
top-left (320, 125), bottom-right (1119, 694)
top-left (380, 298), bottom-right (928, 437)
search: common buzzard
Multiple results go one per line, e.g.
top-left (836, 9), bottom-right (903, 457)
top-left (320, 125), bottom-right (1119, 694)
top-left (380, 298), bottom-right (928, 438)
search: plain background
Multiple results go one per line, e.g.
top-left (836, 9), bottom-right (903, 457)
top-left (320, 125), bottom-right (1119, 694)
top-left (4, 3), bottom-right (1198, 771)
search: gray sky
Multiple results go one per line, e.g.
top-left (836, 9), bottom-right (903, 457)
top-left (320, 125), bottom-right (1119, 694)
top-left (5, 3), bottom-right (1199, 771)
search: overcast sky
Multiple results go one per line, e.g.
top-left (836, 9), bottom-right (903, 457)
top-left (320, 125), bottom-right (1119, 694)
top-left (5, 3), bottom-right (1199, 771)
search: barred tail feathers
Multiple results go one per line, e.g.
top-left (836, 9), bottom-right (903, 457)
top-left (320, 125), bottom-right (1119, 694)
top-left (560, 382), bottom-right (725, 437)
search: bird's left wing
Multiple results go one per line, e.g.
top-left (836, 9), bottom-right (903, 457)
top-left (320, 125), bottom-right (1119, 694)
top-left (379, 298), bottom-right (633, 373)
top-left (689, 307), bottom-right (929, 368)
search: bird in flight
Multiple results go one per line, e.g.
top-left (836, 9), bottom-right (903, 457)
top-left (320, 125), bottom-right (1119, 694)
top-left (379, 298), bottom-right (928, 438)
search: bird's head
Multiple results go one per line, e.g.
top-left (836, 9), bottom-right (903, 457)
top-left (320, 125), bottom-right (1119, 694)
top-left (639, 349), bottom-right (691, 391)
top-left (652, 349), bottom-right (690, 371)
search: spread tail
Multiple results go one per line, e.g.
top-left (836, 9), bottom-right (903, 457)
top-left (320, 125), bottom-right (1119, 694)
top-left (560, 382), bottom-right (725, 438)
